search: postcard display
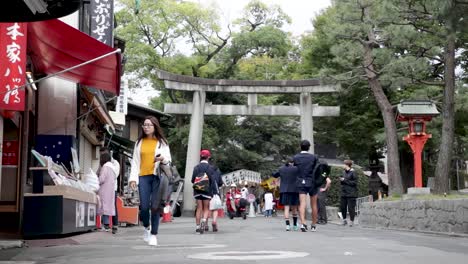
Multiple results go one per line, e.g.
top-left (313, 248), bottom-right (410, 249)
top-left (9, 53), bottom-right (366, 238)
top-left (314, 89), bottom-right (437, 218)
top-left (23, 150), bottom-right (98, 237)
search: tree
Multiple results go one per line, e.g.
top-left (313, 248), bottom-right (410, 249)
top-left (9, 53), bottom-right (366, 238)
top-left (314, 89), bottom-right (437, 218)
top-left (390, 0), bottom-right (468, 193)
top-left (378, 0), bottom-right (468, 193)
top-left (301, 8), bottom-right (385, 165)
top-left (116, 0), bottom-right (295, 174)
top-left (214, 0), bottom-right (292, 78)
top-left (315, 0), bottom-right (407, 195)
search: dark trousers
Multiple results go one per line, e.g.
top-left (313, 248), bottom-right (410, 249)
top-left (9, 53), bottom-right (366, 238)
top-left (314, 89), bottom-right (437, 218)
top-left (112, 191), bottom-right (119, 227)
top-left (317, 191), bottom-right (327, 222)
top-left (340, 196), bottom-right (356, 221)
top-left (138, 175), bottom-right (161, 235)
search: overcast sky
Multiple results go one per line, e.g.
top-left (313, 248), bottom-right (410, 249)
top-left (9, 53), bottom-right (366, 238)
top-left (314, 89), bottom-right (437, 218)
top-left (195, 0), bottom-right (331, 36)
top-left (130, 0), bottom-right (332, 105)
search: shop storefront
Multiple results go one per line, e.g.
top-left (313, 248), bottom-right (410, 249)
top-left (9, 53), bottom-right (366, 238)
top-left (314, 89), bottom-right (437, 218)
top-left (0, 15), bottom-right (121, 237)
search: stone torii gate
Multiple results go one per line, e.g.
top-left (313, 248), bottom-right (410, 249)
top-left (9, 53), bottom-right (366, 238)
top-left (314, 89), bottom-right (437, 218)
top-left (156, 70), bottom-right (340, 214)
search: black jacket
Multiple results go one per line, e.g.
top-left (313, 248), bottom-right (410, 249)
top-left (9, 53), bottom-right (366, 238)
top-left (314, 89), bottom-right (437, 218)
top-left (211, 168), bottom-right (223, 195)
top-left (341, 168), bottom-right (358, 198)
top-left (272, 164), bottom-right (299, 193)
top-left (151, 174), bottom-right (170, 213)
top-left (293, 152), bottom-right (318, 188)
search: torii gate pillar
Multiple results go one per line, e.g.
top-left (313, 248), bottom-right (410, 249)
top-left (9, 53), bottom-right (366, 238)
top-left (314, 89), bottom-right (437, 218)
top-left (182, 90), bottom-right (206, 214)
top-left (300, 92), bottom-right (314, 153)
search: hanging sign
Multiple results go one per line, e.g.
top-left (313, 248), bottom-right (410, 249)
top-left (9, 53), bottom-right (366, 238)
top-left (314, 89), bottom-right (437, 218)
top-left (0, 23), bottom-right (27, 111)
top-left (90, 0), bottom-right (114, 46)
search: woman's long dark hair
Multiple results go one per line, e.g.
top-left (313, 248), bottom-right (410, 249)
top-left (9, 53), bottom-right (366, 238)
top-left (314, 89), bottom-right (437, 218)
top-left (137, 115), bottom-right (168, 145)
top-left (100, 152), bottom-right (111, 167)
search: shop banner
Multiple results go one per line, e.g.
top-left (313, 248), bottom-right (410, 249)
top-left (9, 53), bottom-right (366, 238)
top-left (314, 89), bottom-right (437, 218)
top-left (2, 140), bottom-right (19, 166)
top-left (0, 22), bottom-right (27, 111)
top-left (90, 0), bottom-right (114, 46)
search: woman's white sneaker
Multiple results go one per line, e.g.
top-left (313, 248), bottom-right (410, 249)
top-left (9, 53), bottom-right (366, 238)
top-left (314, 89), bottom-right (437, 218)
top-left (148, 235), bottom-right (158, 246)
top-left (143, 228), bottom-right (151, 242)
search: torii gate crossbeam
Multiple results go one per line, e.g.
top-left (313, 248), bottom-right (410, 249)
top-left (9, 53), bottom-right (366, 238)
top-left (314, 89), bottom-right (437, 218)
top-left (156, 70), bottom-right (340, 215)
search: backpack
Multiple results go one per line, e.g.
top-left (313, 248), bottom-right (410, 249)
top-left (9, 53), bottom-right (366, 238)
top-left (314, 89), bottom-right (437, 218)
top-left (313, 160), bottom-right (331, 187)
top-left (193, 172), bottom-right (210, 193)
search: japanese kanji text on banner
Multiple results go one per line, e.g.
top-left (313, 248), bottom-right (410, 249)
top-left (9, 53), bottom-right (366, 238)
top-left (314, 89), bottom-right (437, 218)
top-left (0, 22), bottom-right (27, 111)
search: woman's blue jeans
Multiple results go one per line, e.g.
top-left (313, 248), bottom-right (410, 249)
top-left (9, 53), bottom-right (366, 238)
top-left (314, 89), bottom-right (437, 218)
top-left (138, 175), bottom-right (160, 235)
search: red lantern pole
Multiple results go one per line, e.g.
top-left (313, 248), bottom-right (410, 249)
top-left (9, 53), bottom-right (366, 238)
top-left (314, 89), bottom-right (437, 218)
top-left (403, 134), bottom-right (431, 188)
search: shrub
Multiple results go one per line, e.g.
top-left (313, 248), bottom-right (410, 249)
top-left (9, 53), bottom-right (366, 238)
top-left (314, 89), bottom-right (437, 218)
top-left (326, 166), bottom-right (369, 207)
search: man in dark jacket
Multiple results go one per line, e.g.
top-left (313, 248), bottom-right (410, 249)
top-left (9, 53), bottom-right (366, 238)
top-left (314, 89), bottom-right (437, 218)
top-left (272, 157), bottom-right (299, 231)
top-left (293, 140), bottom-right (318, 232)
top-left (340, 160), bottom-right (358, 226)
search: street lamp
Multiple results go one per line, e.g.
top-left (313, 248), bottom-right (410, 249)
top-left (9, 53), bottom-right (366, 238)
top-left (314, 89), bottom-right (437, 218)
top-left (413, 121), bottom-right (424, 134)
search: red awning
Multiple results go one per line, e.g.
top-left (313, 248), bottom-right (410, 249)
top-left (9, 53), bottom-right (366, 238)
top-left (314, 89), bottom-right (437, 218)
top-left (27, 19), bottom-right (121, 95)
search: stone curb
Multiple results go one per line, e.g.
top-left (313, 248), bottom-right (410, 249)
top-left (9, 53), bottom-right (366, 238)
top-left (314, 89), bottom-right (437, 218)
top-left (359, 225), bottom-right (468, 238)
top-left (0, 240), bottom-right (24, 250)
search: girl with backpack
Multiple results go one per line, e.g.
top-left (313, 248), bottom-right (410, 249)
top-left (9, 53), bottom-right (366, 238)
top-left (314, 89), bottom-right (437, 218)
top-left (191, 149), bottom-right (216, 234)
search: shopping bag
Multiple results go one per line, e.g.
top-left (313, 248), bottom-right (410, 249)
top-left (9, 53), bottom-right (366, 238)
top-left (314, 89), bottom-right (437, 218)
top-left (209, 194), bottom-right (222, 210)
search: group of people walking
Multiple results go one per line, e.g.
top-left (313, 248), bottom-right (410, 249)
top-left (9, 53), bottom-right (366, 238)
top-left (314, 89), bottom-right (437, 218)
top-left (272, 140), bottom-right (358, 232)
top-left (104, 114), bottom-right (358, 247)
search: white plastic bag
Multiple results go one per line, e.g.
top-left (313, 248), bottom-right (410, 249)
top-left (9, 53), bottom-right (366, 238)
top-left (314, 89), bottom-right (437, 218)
top-left (163, 204), bottom-right (171, 214)
top-left (209, 194), bottom-right (222, 210)
top-left (84, 168), bottom-right (99, 192)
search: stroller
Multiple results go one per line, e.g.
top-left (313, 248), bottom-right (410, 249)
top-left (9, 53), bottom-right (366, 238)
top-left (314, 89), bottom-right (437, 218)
top-left (226, 190), bottom-right (248, 220)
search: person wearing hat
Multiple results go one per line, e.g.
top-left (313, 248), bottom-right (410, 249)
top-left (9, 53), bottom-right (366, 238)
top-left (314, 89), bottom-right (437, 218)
top-left (228, 183), bottom-right (241, 214)
top-left (191, 149), bottom-right (216, 234)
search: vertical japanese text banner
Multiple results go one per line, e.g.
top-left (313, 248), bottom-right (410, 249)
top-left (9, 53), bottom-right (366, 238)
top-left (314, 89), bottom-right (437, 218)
top-left (90, 0), bottom-right (114, 46)
top-left (0, 23), bottom-right (27, 111)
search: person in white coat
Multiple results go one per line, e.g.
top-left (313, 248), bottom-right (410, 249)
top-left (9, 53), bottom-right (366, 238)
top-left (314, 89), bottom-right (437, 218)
top-left (99, 147), bottom-right (120, 234)
top-left (264, 190), bottom-right (274, 217)
top-left (129, 116), bottom-right (171, 247)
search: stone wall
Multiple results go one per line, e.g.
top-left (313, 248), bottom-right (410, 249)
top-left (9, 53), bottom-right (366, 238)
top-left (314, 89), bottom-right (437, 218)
top-left (360, 199), bottom-right (468, 234)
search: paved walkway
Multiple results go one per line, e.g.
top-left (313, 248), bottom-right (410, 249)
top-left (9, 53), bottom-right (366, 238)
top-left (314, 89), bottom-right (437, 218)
top-left (1, 216), bottom-right (467, 263)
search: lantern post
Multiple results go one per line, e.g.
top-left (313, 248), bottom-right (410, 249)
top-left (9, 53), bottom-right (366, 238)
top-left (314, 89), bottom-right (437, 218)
top-left (397, 100), bottom-right (439, 189)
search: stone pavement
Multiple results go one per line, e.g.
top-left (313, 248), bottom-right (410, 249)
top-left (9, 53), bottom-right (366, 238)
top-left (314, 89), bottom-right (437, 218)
top-left (1, 216), bottom-right (468, 264)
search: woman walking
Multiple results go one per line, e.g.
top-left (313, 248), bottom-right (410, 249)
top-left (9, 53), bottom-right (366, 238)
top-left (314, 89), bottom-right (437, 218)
top-left (340, 160), bottom-right (358, 227)
top-left (272, 157), bottom-right (299, 231)
top-left (263, 190), bottom-right (274, 217)
top-left (192, 149), bottom-right (216, 234)
top-left (129, 116), bottom-right (172, 246)
top-left (207, 165), bottom-right (223, 232)
top-left (98, 152), bottom-right (116, 232)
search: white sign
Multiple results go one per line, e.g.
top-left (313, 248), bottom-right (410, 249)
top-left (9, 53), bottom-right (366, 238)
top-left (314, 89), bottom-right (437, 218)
top-left (87, 204), bottom-right (96, 226)
top-left (76, 201), bottom-right (85, 227)
top-left (116, 79), bottom-right (128, 115)
top-left (222, 169), bottom-right (261, 186)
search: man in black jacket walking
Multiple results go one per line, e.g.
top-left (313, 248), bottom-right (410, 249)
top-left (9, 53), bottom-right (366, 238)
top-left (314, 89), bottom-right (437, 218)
top-left (293, 140), bottom-right (318, 232)
top-left (340, 160), bottom-right (358, 227)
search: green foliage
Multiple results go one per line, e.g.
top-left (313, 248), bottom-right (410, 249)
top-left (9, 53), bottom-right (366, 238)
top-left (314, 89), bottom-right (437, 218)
top-left (116, 0), bottom-right (468, 190)
top-left (326, 166), bottom-right (369, 207)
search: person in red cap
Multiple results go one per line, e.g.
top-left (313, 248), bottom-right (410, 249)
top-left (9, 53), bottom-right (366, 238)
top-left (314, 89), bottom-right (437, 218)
top-left (191, 149), bottom-right (216, 234)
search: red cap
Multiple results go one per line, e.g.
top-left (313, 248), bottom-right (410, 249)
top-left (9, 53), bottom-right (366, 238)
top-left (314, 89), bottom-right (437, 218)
top-left (200, 149), bottom-right (211, 158)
